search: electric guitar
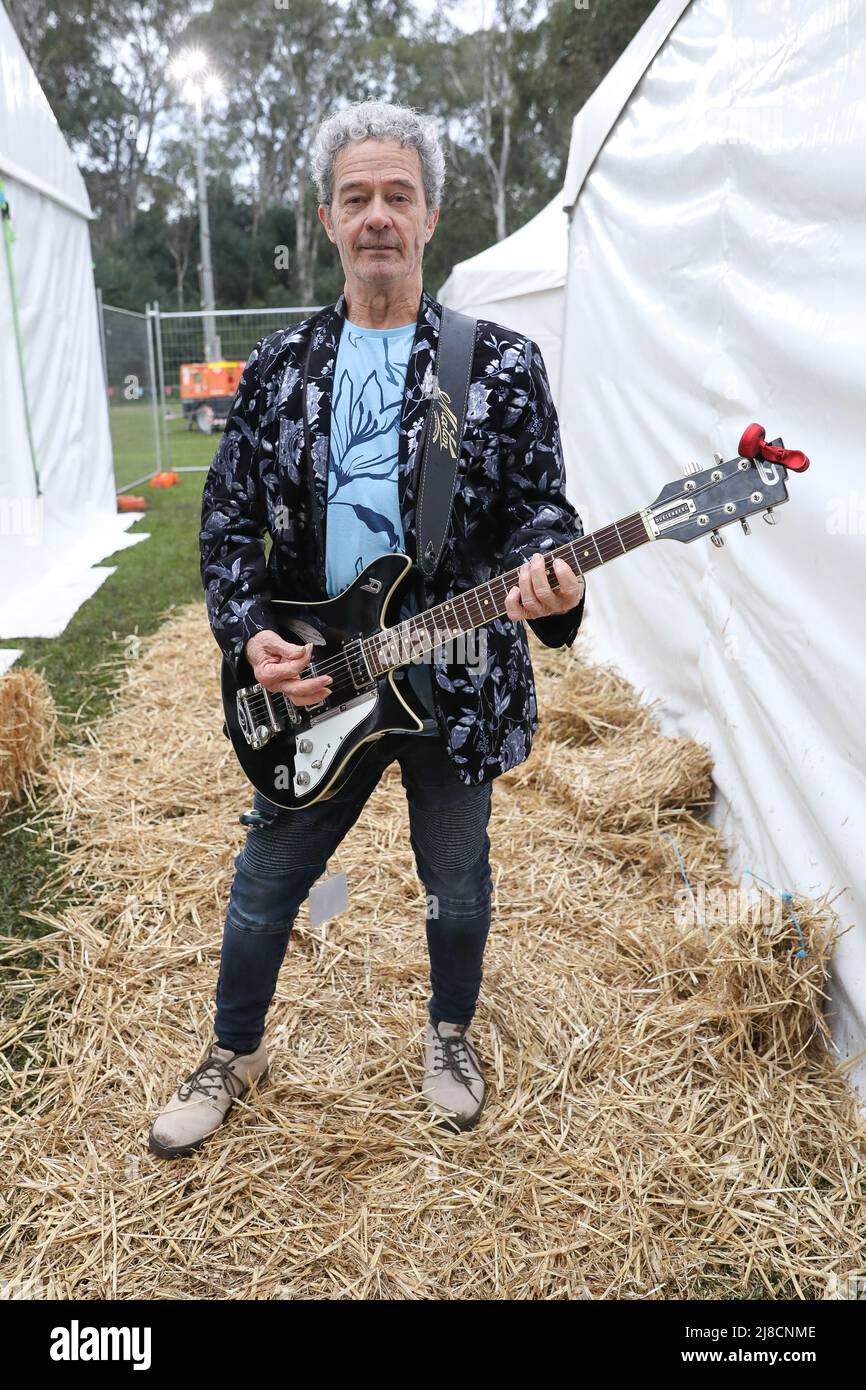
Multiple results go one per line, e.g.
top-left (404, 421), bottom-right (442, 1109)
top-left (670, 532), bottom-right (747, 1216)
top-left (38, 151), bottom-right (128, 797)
top-left (221, 424), bottom-right (809, 811)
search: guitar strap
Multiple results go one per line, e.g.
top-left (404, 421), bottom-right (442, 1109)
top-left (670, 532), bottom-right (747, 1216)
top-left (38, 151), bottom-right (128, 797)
top-left (414, 305), bottom-right (477, 580)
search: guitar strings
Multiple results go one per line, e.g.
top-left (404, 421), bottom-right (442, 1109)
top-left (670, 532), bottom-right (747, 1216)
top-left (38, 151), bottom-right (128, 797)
top-left (280, 478), bottom-right (755, 692)
top-left (302, 515), bottom-right (650, 679)
top-left (242, 518), bottom-right (652, 716)
top-left (243, 477), bottom-right (758, 716)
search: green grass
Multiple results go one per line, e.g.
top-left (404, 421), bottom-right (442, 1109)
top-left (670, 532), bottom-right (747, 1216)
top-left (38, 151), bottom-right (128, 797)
top-left (1, 410), bottom-right (217, 965)
top-left (109, 400), bottom-right (165, 489)
top-left (9, 408), bottom-right (213, 718)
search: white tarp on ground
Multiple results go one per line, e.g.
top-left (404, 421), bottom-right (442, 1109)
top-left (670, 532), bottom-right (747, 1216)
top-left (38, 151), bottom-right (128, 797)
top-left (559, 0), bottom-right (866, 1097)
top-left (0, 509), bottom-right (146, 639)
top-left (0, 3), bottom-right (145, 666)
top-left (438, 193), bottom-right (569, 406)
top-left (0, 649), bottom-right (22, 677)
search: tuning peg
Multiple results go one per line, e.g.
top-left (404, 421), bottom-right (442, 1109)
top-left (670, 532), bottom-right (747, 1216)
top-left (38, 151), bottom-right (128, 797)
top-left (740, 518), bottom-right (751, 535)
top-left (682, 460), bottom-right (702, 476)
top-left (710, 530), bottom-right (725, 547)
top-left (763, 509), bottom-right (776, 525)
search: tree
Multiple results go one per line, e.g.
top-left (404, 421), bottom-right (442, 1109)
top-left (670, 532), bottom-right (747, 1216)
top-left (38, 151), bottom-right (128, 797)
top-left (6, 0), bottom-right (660, 311)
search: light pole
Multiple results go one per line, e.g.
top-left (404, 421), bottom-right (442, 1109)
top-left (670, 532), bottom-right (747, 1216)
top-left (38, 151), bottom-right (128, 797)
top-left (170, 49), bottom-right (222, 362)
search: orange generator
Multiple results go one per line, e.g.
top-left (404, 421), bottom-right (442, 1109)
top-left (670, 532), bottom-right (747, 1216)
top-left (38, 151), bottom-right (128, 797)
top-left (179, 361), bottom-right (245, 433)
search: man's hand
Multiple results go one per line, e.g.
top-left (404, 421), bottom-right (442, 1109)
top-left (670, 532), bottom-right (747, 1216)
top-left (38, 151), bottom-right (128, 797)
top-left (244, 630), bottom-right (333, 706)
top-left (504, 552), bottom-right (585, 622)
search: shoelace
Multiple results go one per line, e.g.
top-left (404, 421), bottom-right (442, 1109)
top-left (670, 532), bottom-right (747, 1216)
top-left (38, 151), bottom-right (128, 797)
top-left (176, 1052), bottom-right (249, 1104)
top-left (431, 1030), bottom-right (478, 1092)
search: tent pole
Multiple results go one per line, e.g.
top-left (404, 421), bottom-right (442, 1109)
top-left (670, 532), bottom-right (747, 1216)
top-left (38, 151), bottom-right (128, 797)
top-left (95, 285), bottom-right (116, 487)
top-left (153, 299), bottom-right (171, 470)
top-left (96, 286), bottom-right (109, 388)
top-left (145, 303), bottom-right (163, 476)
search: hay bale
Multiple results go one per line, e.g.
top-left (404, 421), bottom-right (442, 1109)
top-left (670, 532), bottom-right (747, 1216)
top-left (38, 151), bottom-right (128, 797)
top-left (0, 666), bottom-right (56, 813)
top-left (1, 606), bottom-right (864, 1301)
top-left (525, 729), bottom-right (714, 834)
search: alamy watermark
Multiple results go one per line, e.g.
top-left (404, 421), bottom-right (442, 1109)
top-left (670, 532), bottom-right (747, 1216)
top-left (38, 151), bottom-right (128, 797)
top-left (826, 492), bottom-right (866, 535)
top-left (824, 1271), bottom-right (866, 1299)
top-left (673, 883), bottom-right (785, 934)
top-left (0, 496), bottom-right (43, 544)
top-left (375, 623), bottom-right (487, 674)
top-left (49, 1321), bottom-right (152, 1370)
top-left (1, 1275), bottom-right (53, 1299)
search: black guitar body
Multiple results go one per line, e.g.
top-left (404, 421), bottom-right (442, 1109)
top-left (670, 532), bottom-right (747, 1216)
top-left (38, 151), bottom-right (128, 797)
top-left (221, 553), bottom-right (432, 811)
top-left (217, 424), bottom-right (806, 812)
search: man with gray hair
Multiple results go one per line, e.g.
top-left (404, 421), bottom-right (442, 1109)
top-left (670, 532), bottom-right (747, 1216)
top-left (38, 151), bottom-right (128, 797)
top-left (149, 100), bottom-right (586, 1159)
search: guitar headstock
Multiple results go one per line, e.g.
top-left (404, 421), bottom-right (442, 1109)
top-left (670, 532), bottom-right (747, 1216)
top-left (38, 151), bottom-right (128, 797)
top-left (643, 426), bottom-right (809, 547)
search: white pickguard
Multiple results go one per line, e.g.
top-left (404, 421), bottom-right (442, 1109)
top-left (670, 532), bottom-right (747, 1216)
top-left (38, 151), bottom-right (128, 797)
top-left (293, 692), bottom-right (379, 793)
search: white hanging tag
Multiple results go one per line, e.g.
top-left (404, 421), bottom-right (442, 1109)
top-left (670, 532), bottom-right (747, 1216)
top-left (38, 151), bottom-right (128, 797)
top-left (308, 862), bottom-right (349, 927)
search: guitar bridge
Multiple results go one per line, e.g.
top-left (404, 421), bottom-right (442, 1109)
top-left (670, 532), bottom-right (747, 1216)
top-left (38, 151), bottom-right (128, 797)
top-left (236, 684), bottom-right (298, 749)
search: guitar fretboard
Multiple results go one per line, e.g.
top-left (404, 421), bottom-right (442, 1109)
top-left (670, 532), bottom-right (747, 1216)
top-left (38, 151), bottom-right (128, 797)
top-left (362, 511), bottom-right (650, 676)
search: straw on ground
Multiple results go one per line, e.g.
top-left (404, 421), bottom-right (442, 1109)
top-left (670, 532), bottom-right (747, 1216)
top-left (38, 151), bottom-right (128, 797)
top-left (1, 605), bottom-right (864, 1299)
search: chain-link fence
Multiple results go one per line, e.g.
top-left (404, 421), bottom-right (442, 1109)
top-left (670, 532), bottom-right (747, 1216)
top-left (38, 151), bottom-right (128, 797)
top-left (97, 301), bottom-right (322, 484)
top-left (98, 296), bottom-right (162, 490)
top-left (153, 306), bottom-right (321, 464)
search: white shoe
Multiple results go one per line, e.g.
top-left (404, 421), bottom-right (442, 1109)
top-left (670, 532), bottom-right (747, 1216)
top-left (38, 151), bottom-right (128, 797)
top-left (148, 1040), bottom-right (269, 1159)
top-left (422, 1021), bottom-right (486, 1132)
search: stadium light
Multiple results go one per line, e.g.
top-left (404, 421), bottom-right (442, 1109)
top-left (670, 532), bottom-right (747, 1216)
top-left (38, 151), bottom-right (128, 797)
top-left (170, 48), bottom-right (223, 360)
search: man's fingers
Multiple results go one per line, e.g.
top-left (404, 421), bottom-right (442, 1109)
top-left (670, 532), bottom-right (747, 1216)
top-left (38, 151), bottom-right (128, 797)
top-left (262, 652), bottom-right (312, 679)
top-left (274, 638), bottom-right (313, 660)
top-left (504, 555), bottom-right (583, 621)
top-left (279, 676), bottom-right (333, 705)
top-left (260, 672), bottom-right (333, 703)
top-left (518, 558), bottom-right (544, 615)
top-left (258, 641), bottom-right (315, 677)
top-left (552, 557), bottom-right (585, 603)
top-left (530, 553), bottom-right (554, 599)
top-left (504, 584), bottom-right (529, 622)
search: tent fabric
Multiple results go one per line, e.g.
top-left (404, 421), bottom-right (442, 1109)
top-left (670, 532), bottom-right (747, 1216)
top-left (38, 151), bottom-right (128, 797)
top-left (0, 6), bottom-right (93, 220)
top-left (435, 0), bottom-right (693, 403)
top-left (0, 510), bottom-right (147, 641)
top-left (437, 194), bottom-right (568, 404)
top-left (439, 192), bottom-right (567, 302)
top-left (560, 0), bottom-right (694, 213)
top-left (0, 3), bottom-right (145, 663)
top-left (558, 0), bottom-right (866, 1098)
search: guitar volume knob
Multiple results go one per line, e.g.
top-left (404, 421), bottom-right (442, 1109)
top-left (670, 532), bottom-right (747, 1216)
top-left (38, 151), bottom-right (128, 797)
top-left (295, 771), bottom-right (311, 786)
top-left (298, 738), bottom-right (313, 753)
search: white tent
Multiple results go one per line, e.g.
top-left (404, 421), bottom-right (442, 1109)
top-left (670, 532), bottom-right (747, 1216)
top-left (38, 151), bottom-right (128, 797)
top-left (0, 2), bottom-right (144, 665)
top-left (438, 192), bottom-right (568, 405)
top-left (558, 0), bottom-right (866, 1098)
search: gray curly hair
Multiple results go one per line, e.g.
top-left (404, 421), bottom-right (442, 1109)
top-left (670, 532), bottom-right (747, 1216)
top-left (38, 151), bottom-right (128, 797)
top-left (311, 100), bottom-right (446, 211)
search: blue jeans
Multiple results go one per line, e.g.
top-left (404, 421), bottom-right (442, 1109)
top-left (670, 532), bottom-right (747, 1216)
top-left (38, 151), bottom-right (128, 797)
top-left (214, 731), bottom-right (494, 1053)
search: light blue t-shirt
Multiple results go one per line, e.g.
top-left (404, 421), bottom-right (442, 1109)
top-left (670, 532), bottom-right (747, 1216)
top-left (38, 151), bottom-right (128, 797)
top-left (326, 317), bottom-right (437, 735)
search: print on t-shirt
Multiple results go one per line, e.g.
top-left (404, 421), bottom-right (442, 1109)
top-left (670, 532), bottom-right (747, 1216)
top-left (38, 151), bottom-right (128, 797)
top-left (325, 318), bottom-right (437, 732)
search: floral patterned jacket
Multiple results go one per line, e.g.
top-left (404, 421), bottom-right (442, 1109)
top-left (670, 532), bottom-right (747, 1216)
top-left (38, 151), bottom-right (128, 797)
top-left (200, 287), bottom-right (586, 786)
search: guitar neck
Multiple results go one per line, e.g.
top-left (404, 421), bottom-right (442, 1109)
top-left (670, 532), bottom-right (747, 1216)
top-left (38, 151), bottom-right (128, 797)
top-left (363, 510), bottom-right (652, 676)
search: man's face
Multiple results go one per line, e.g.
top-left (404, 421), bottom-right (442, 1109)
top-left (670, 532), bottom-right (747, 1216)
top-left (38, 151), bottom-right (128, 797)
top-left (318, 138), bottom-right (439, 290)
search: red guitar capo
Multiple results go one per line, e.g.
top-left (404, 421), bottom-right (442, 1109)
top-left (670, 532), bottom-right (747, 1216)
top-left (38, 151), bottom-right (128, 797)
top-left (738, 423), bottom-right (810, 472)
